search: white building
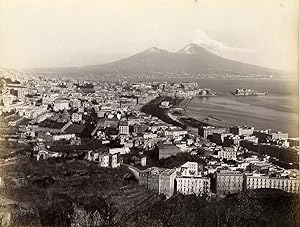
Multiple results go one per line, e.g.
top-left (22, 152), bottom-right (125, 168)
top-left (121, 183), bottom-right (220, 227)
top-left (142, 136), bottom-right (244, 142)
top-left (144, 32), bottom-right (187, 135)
top-left (70, 99), bottom-right (81, 108)
top-left (18, 105), bottom-right (48, 119)
top-left (246, 175), bottom-right (300, 194)
top-left (160, 101), bottom-right (170, 108)
top-left (216, 170), bottom-right (244, 196)
top-left (218, 147), bottom-right (237, 160)
top-left (109, 147), bottom-right (130, 155)
top-left (36, 150), bottom-right (62, 161)
top-left (175, 162), bottom-right (210, 195)
top-left (99, 153), bottom-right (110, 167)
top-left (176, 176), bottom-right (210, 195)
top-left (119, 121), bottom-right (129, 135)
top-left (42, 93), bottom-right (59, 105)
top-left (71, 113), bottom-right (82, 122)
top-left (177, 162), bottom-right (200, 176)
top-left (87, 151), bottom-right (120, 168)
top-left (111, 153), bottom-right (120, 168)
top-left (0, 94), bottom-right (15, 106)
top-left (164, 128), bottom-right (188, 139)
top-left (53, 134), bottom-right (76, 141)
top-left (53, 99), bottom-right (70, 112)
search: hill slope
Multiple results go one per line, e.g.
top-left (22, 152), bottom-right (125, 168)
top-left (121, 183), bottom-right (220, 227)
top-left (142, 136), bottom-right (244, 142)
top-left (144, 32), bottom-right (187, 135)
top-left (79, 43), bottom-right (278, 75)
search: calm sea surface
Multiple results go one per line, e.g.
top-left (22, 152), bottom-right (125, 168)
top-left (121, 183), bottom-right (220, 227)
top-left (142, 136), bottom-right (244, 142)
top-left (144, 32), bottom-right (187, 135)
top-left (183, 79), bottom-right (298, 137)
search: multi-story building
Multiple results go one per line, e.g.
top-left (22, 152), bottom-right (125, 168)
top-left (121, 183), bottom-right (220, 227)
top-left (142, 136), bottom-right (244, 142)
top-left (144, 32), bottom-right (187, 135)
top-left (245, 175), bottom-right (300, 194)
top-left (288, 138), bottom-right (299, 147)
top-left (18, 105), bottom-right (48, 119)
top-left (253, 130), bottom-right (288, 143)
top-left (70, 99), bottom-right (81, 108)
top-left (211, 133), bottom-right (233, 145)
top-left (42, 93), bottom-right (59, 105)
top-left (159, 169), bottom-right (177, 199)
top-left (0, 94), bottom-right (14, 106)
top-left (157, 142), bottom-right (181, 160)
top-left (53, 99), bottom-right (70, 112)
top-left (216, 170), bottom-right (244, 196)
top-left (230, 125), bottom-right (254, 136)
top-left (133, 124), bottom-right (149, 134)
top-left (119, 121), bottom-right (129, 135)
top-left (53, 133), bottom-right (76, 141)
top-left (110, 153), bottom-right (120, 168)
top-left (164, 128), bottom-right (188, 139)
top-left (175, 162), bottom-right (210, 195)
top-left (223, 135), bottom-right (240, 147)
top-left (178, 162), bottom-right (200, 176)
top-left (198, 126), bottom-right (226, 139)
top-left (241, 135), bottom-right (259, 144)
top-left (86, 151), bottom-right (120, 168)
top-left (139, 167), bottom-right (178, 199)
top-left (217, 147), bottom-right (237, 160)
top-left (71, 113), bottom-right (82, 122)
top-left (99, 153), bottom-right (110, 167)
top-left (139, 167), bottom-right (165, 192)
top-left (176, 176), bottom-right (210, 195)
top-left (9, 85), bottom-right (26, 99)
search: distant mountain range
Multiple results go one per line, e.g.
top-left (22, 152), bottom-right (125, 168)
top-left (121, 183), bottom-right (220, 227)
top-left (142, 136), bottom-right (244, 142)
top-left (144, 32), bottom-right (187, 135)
top-left (29, 43), bottom-right (282, 76)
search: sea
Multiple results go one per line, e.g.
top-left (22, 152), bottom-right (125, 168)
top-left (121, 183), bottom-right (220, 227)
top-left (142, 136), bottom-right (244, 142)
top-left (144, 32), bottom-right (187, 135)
top-left (183, 78), bottom-right (299, 137)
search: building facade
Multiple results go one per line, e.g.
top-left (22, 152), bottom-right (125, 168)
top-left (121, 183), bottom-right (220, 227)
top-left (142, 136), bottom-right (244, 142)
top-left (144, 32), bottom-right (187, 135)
top-left (139, 167), bottom-right (164, 192)
top-left (157, 142), bottom-right (181, 160)
top-left (159, 169), bottom-right (177, 198)
top-left (217, 148), bottom-right (237, 160)
top-left (176, 176), bottom-right (210, 195)
top-left (230, 126), bottom-right (254, 136)
top-left (216, 171), bottom-right (244, 196)
top-left (246, 175), bottom-right (300, 194)
top-left (198, 126), bottom-right (226, 139)
top-left (119, 121), bottom-right (129, 135)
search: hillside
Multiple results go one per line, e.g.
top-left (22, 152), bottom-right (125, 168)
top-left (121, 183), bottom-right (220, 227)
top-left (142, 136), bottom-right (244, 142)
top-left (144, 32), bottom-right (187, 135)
top-left (27, 44), bottom-right (281, 78)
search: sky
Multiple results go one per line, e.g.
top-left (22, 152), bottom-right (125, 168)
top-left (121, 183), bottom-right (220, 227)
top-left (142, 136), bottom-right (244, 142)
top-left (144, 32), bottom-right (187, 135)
top-left (0, 0), bottom-right (298, 72)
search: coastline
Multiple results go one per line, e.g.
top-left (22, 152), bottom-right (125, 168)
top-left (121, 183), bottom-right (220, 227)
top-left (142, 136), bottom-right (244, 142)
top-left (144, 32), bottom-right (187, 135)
top-left (183, 95), bottom-right (299, 137)
top-left (168, 96), bottom-right (217, 128)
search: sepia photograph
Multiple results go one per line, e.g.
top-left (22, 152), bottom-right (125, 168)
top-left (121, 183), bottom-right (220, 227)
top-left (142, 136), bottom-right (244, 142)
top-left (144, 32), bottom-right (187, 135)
top-left (0, 0), bottom-right (299, 226)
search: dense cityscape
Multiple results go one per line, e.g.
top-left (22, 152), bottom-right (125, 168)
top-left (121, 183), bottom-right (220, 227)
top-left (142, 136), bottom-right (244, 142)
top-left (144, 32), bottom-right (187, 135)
top-left (0, 71), bottom-right (299, 226)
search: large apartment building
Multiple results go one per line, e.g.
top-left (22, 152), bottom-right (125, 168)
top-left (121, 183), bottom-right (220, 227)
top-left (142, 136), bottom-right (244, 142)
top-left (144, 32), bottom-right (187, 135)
top-left (216, 170), bottom-right (244, 196)
top-left (176, 176), bottom-right (210, 195)
top-left (245, 175), bottom-right (300, 194)
top-left (198, 126), bottom-right (226, 139)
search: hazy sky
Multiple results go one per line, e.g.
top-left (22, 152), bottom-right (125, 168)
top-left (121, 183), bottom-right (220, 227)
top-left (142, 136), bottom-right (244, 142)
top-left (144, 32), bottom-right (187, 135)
top-left (0, 0), bottom-right (298, 71)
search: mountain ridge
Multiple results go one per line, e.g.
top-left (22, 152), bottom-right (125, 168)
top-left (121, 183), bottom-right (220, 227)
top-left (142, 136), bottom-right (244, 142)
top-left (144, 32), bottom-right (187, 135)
top-left (26, 43), bottom-right (282, 76)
